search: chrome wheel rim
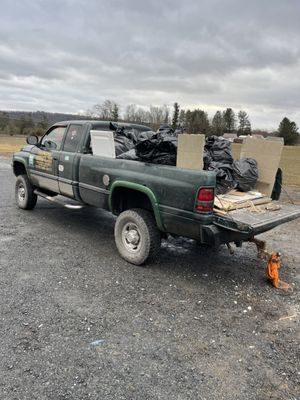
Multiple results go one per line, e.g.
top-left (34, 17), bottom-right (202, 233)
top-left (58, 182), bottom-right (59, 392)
top-left (17, 183), bottom-right (26, 203)
top-left (122, 223), bottom-right (141, 253)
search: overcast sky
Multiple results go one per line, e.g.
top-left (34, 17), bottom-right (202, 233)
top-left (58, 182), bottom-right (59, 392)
top-left (0, 0), bottom-right (299, 129)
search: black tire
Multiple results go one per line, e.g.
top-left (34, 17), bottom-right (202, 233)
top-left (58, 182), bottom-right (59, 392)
top-left (15, 174), bottom-right (37, 210)
top-left (114, 208), bottom-right (161, 265)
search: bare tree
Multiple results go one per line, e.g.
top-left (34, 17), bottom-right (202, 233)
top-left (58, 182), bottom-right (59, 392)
top-left (92, 100), bottom-right (120, 120)
top-left (124, 104), bottom-right (137, 122)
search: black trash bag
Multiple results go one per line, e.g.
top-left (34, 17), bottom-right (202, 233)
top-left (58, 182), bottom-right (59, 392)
top-left (150, 153), bottom-right (177, 165)
top-left (211, 138), bottom-right (231, 151)
top-left (232, 158), bottom-right (258, 192)
top-left (216, 179), bottom-right (236, 195)
top-left (135, 138), bottom-right (157, 161)
top-left (109, 121), bottom-right (118, 131)
top-left (117, 148), bottom-right (139, 161)
top-left (204, 136), bottom-right (235, 194)
top-left (203, 149), bottom-right (213, 168)
top-left (207, 164), bottom-right (233, 180)
top-left (207, 161), bottom-right (236, 194)
top-left (205, 136), bottom-right (233, 164)
top-left (115, 126), bottom-right (138, 143)
top-left (157, 134), bottom-right (177, 152)
top-left (125, 128), bottom-right (138, 144)
top-left (135, 132), bottom-right (177, 166)
top-left (114, 135), bottom-right (135, 156)
top-left (152, 136), bottom-right (177, 165)
top-left (157, 124), bottom-right (176, 137)
top-left (155, 133), bottom-right (177, 165)
top-left (138, 130), bottom-right (157, 141)
top-left (113, 126), bottom-right (138, 156)
top-left (210, 148), bottom-right (233, 163)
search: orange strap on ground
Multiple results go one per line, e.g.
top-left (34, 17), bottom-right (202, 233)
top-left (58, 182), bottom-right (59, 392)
top-left (265, 252), bottom-right (292, 291)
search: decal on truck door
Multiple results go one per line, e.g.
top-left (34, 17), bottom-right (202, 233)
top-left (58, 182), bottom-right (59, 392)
top-left (35, 151), bottom-right (53, 171)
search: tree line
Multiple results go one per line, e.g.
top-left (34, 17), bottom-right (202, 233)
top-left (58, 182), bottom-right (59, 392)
top-left (86, 100), bottom-right (299, 144)
top-left (86, 101), bottom-right (252, 137)
top-left (0, 112), bottom-right (50, 137)
top-left (0, 101), bottom-right (299, 145)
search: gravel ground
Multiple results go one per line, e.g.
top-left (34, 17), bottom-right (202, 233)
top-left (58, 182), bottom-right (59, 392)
top-left (0, 156), bottom-right (299, 400)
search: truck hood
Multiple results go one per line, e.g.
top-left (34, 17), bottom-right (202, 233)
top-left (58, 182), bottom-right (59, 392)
top-left (20, 144), bottom-right (36, 152)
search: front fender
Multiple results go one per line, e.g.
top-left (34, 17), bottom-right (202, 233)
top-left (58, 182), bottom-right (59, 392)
top-left (12, 155), bottom-right (29, 176)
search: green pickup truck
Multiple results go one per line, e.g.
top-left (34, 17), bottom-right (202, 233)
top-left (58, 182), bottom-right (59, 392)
top-left (12, 120), bottom-right (300, 265)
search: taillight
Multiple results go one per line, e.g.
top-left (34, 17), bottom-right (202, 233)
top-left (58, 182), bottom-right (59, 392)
top-left (195, 187), bottom-right (214, 213)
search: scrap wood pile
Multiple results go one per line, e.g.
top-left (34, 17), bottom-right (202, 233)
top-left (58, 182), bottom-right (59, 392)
top-left (213, 191), bottom-right (273, 214)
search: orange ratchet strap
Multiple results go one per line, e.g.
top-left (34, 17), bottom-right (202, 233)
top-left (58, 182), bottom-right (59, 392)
top-left (265, 252), bottom-right (292, 291)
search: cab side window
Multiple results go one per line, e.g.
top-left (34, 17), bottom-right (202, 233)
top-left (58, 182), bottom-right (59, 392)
top-left (41, 127), bottom-right (66, 150)
top-left (63, 125), bottom-right (83, 152)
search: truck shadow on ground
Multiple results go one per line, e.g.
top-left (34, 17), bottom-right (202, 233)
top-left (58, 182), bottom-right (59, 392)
top-left (32, 200), bottom-right (267, 288)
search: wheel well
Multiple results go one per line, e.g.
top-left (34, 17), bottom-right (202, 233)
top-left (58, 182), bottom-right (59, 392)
top-left (13, 161), bottom-right (26, 176)
top-left (111, 187), bottom-right (153, 215)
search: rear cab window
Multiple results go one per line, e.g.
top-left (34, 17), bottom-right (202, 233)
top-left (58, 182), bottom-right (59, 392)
top-left (62, 124), bottom-right (83, 152)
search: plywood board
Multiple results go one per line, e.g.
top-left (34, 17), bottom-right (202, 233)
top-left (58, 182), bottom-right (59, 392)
top-left (240, 136), bottom-right (283, 197)
top-left (176, 134), bottom-right (205, 170)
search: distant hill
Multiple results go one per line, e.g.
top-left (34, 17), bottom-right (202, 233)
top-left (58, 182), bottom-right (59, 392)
top-left (1, 110), bottom-right (92, 125)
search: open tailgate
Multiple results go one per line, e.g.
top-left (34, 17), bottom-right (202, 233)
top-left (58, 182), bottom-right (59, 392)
top-left (213, 202), bottom-right (300, 236)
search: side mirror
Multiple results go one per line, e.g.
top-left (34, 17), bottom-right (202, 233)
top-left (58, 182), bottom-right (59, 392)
top-left (44, 140), bottom-right (57, 150)
top-left (26, 135), bottom-right (39, 146)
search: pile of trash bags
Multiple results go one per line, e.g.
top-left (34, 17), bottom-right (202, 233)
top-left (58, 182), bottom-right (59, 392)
top-left (115, 124), bottom-right (178, 166)
top-left (113, 123), bottom-right (258, 195)
top-left (204, 136), bottom-right (258, 194)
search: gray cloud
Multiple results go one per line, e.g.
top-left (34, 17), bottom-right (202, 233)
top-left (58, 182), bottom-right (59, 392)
top-left (0, 0), bottom-right (300, 129)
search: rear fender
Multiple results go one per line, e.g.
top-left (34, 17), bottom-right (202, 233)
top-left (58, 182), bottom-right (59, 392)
top-left (109, 180), bottom-right (165, 231)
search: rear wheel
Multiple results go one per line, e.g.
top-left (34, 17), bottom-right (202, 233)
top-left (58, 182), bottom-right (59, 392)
top-left (114, 208), bottom-right (161, 265)
top-left (15, 174), bottom-right (37, 210)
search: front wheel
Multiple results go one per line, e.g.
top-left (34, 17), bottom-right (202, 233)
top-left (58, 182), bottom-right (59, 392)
top-left (114, 208), bottom-right (161, 265)
top-left (15, 174), bottom-right (37, 210)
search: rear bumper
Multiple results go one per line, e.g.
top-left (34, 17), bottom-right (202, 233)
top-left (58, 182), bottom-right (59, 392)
top-left (160, 202), bottom-right (300, 246)
top-left (160, 210), bottom-right (254, 245)
top-left (200, 224), bottom-right (253, 246)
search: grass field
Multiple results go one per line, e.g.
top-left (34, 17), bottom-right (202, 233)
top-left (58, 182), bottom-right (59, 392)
top-left (0, 136), bottom-right (299, 187)
top-left (0, 136), bottom-right (26, 155)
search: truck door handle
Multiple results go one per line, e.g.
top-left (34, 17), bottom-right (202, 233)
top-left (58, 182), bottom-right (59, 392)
top-left (53, 156), bottom-right (58, 161)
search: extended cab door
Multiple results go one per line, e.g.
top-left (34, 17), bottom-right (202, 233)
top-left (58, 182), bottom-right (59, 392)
top-left (29, 125), bottom-right (66, 193)
top-left (57, 124), bottom-right (83, 198)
